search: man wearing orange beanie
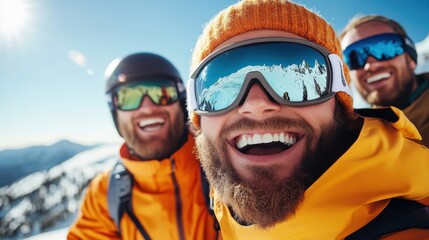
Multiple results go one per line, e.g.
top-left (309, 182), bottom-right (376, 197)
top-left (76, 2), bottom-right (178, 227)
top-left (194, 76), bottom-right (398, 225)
top-left (187, 0), bottom-right (429, 239)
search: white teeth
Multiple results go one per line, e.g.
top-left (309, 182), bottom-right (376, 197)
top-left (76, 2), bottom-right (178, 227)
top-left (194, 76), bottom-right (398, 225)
top-left (253, 134), bottom-right (262, 144)
top-left (367, 72), bottom-right (391, 84)
top-left (262, 133), bottom-right (272, 143)
top-left (247, 136), bottom-right (253, 145)
top-left (285, 135), bottom-right (296, 146)
top-left (138, 118), bottom-right (164, 128)
top-left (236, 132), bottom-right (297, 150)
top-left (273, 133), bottom-right (279, 142)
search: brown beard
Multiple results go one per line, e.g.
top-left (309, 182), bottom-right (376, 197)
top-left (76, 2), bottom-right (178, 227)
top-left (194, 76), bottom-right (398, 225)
top-left (195, 105), bottom-right (350, 229)
top-left (119, 108), bottom-right (185, 160)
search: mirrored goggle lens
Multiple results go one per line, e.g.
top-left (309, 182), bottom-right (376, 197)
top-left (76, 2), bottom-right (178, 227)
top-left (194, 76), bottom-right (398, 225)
top-left (193, 41), bottom-right (331, 113)
top-left (114, 80), bottom-right (179, 110)
top-left (343, 33), bottom-right (405, 70)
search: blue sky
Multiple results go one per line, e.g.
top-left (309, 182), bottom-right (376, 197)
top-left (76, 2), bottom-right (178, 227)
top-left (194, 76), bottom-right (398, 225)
top-left (1, 0), bottom-right (428, 150)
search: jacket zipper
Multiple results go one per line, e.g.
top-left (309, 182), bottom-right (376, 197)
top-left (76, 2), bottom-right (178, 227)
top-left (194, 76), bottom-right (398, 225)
top-left (170, 157), bottom-right (185, 240)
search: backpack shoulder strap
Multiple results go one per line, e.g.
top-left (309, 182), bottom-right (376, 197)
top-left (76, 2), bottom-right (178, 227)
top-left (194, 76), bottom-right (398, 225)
top-left (107, 158), bottom-right (152, 239)
top-left (346, 198), bottom-right (429, 240)
top-left (107, 159), bottom-right (132, 235)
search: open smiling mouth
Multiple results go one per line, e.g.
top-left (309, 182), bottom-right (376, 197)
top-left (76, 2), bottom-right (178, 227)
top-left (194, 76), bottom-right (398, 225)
top-left (138, 117), bottom-right (165, 131)
top-left (235, 132), bottom-right (297, 155)
top-left (367, 72), bottom-right (391, 84)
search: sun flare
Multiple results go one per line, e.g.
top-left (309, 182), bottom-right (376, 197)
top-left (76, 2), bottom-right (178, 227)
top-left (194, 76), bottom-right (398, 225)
top-left (0, 0), bottom-right (30, 38)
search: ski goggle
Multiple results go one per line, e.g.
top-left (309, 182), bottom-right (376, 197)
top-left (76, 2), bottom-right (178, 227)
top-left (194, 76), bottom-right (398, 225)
top-left (111, 79), bottom-right (180, 111)
top-left (188, 37), bottom-right (351, 116)
top-left (343, 33), bottom-right (410, 70)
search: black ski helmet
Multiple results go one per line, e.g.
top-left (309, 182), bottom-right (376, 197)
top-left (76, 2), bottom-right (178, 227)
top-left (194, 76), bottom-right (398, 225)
top-left (104, 52), bottom-right (187, 136)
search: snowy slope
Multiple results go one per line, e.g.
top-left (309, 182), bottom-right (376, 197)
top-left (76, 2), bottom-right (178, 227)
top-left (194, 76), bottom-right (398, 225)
top-left (0, 143), bottom-right (120, 240)
top-left (25, 228), bottom-right (68, 240)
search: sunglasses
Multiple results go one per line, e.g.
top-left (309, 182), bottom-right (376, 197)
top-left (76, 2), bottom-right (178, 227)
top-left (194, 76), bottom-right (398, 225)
top-left (343, 33), bottom-right (411, 70)
top-left (188, 37), bottom-right (351, 116)
top-left (110, 79), bottom-right (180, 111)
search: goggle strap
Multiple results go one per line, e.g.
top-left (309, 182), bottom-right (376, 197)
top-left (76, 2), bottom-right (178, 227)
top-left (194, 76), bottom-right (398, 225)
top-left (328, 54), bottom-right (353, 97)
top-left (404, 35), bottom-right (418, 63)
top-left (187, 78), bottom-right (198, 112)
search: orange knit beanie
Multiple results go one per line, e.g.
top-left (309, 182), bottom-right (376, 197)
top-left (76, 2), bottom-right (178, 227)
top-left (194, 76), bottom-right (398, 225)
top-left (190, 0), bottom-right (353, 128)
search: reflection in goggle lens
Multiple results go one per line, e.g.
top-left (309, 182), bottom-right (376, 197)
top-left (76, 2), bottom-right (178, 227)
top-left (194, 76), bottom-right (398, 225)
top-left (193, 41), bottom-right (332, 113)
top-left (343, 33), bottom-right (405, 70)
top-left (114, 80), bottom-right (179, 110)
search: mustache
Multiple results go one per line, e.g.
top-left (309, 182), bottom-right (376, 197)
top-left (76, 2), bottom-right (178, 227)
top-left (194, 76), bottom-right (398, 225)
top-left (131, 108), bottom-right (168, 120)
top-left (219, 116), bottom-right (314, 139)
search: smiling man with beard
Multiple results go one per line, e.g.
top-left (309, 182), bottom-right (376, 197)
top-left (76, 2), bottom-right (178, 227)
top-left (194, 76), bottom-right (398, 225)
top-left (339, 15), bottom-right (429, 148)
top-left (68, 53), bottom-right (219, 240)
top-left (187, 0), bottom-right (429, 239)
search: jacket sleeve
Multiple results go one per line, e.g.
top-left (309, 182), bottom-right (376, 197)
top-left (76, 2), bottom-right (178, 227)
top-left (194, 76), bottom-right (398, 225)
top-left (67, 171), bottom-right (120, 240)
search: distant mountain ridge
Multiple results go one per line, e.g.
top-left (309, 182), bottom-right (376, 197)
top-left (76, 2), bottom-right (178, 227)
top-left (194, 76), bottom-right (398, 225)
top-left (0, 140), bottom-right (93, 187)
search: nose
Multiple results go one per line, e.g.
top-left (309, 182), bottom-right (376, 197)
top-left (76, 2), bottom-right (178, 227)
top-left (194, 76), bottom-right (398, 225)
top-left (363, 56), bottom-right (382, 72)
top-left (139, 95), bottom-right (157, 110)
top-left (238, 83), bottom-right (281, 118)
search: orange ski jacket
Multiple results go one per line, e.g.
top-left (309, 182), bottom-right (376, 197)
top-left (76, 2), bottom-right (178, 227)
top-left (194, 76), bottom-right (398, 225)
top-left (68, 134), bottom-right (219, 240)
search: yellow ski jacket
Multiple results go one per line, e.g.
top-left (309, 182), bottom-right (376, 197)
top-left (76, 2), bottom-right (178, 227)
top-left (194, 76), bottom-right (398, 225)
top-left (215, 108), bottom-right (429, 240)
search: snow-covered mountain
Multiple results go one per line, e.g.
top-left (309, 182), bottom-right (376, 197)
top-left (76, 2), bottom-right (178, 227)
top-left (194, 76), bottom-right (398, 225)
top-left (0, 143), bottom-right (120, 240)
top-left (0, 140), bottom-right (93, 187)
top-left (198, 60), bottom-right (327, 111)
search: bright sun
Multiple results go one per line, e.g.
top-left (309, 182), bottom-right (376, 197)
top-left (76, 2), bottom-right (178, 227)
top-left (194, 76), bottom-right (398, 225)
top-left (0, 0), bottom-right (30, 37)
